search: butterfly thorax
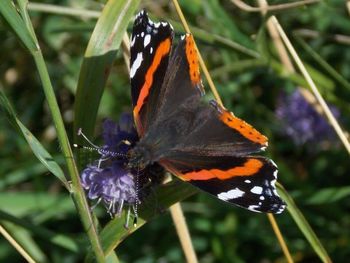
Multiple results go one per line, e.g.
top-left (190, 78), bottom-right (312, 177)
top-left (127, 143), bottom-right (154, 170)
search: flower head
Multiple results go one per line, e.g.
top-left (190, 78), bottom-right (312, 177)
top-left (80, 113), bottom-right (139, 215)
top-left (276, 89), bottom-right (340, 145)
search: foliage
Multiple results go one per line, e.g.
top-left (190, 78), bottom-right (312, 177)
top-left (0, 0), bottom-right (349, 262)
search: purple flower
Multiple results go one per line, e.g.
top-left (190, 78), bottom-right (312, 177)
top-left (276, 89), bottom-right (340, 145)
top-left (102, 113), bottom-right (138, 155)
top-left (80, 114), bottom-right (139, 216)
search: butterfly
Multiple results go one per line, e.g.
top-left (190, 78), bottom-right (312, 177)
top-left (127, 10), bottom-right (286, 214)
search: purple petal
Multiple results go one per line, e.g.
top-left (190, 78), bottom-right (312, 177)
top-left (276, 89), bottom-right (339, 145)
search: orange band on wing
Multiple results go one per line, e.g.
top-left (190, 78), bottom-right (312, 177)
top-left (133, 38), bottom-right (172, 129)
top-left (219, 111), bottom-right (268, 145)
top-left (180, 158), bottom-right (263, 181)
top-left (185, 35), bottom-right (201, 85)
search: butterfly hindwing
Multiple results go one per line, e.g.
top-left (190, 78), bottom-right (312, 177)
top-left (130, 10), bottom-right (173, 136)
top-left (161, 156), bottom-right (285, 214)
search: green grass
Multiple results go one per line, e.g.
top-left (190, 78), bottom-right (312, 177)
top-left (1, 0), bottom-right (349, 262)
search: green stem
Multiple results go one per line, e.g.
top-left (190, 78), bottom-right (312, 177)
top-left (294, 35), bottom-right (350, 92)
top-left (31, 50), bottom-right (105, 262)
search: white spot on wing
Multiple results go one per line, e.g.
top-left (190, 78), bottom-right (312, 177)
top-left (248, 205), bottom-right (261, 212)
top-left (270, 159), bottom-right (278, 168)
top-left (130, 36), bottom-right (136, 47)
top-left (273, 170), bottom-right (278, 179)
top-left (130, 52), bottom-right (143, 78)
top-left (217, 188), bottom-right (245, 201)
top-left (244, 180), bottom-right (251, 184)
top-left (144, 34), bottom-right (151, 47)
top-left (150, 47), bottom-right (153, 54)
top-left (250, 186), bottom-right (263, 195)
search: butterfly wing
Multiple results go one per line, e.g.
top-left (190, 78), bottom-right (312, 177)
top-left (131, 13), bottom-right (285, 213)
top-left (140, 34), bottom-right (267, 157)
top-left (130, 10), bottom-right (173, 136)
top-left (161, 156), bottom-right (285, 214)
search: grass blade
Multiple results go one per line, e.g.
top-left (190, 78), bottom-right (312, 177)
top-left (277, 183), bottom-right (331, 263)
top-left (270, 16), bottom-right (350, 154)
top-left (1, 1), bottom-right (106, 260)
top-left (0, 1), bottom-right (37, 51)
top-left (306, 186), bottom-right (350, 205)
top-left (0, 88), bottom-right (69, 190)
top-left (74, 0), bottom-right (140, 140)
top-left (295, 35), bottom-right (350, 93)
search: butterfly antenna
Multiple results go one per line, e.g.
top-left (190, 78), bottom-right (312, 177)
top-left (77, 128), bottom-right (100, 148)
top-left (73, 128), bottom-right (126, 157)
top-left (133, 167), bottom-right (140, 227)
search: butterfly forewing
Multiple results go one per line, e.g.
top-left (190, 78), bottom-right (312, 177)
top-left (130, 10), bottom-right (173, 136)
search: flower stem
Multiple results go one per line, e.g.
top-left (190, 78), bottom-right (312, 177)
top-left (31, 49), bottom-right (105, 262)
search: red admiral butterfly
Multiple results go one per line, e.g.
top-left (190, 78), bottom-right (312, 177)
top-left (128, 10), bottom-right (285, 214)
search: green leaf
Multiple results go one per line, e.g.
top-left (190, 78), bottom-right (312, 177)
top-left (277, 183), bottom-right (332, 263)
top-left (0, 1), bottom-right (37, 52)
top-left (0, 192), bottom-right (73, 217)
top-left (0, 161), bottom-right (50, 191)
top-left (74, 0), bottom-right (140, 141)
top-left (0, 88), bottom-right (69, 190)
top-left (306, 186), bottom-right (350, 205)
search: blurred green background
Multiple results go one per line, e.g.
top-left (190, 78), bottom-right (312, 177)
top-left (1, 0), bottom-right (350, 262)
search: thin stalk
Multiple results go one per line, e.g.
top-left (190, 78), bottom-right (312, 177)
top-left (267, 214), bottom-right (294, 263)
top-left (29, 2), bottom-right (260, 60)
top-left (294, 29), bottom-right (350, 45)
top-left (294, 36), bottom-right (350, 91)
top-left (0, 224), bottom-right (36, 263)
top-left (31, 50), bottom-right (105, 262)
top-left (231, 0), bottom-right (320, 12)
top-left (170, 203), bottom-right (198, 263)
top-left (25, 2), bottom-right (106, 260)
top-left (28, 2), bottom-right (100, 18)
top-left (256, 2), bottom-right (294, 261)
top-left (270, 16), bottom-right (350, 154)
